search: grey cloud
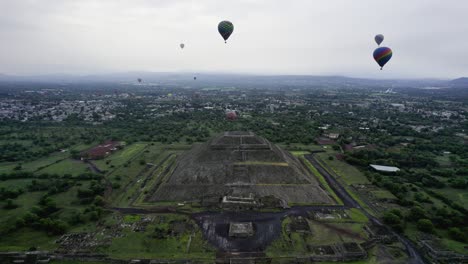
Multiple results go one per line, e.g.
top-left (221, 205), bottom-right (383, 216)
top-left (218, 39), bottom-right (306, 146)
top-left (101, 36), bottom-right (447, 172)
top-left (0, 0), bottom-right (467, 78)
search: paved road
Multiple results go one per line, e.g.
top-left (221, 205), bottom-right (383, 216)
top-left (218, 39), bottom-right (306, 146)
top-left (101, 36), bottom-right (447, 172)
top-left (304, 154), bottom-right (426, 264)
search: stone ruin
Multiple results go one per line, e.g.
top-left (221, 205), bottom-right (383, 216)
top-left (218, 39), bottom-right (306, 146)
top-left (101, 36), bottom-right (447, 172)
top-left (145, 131), bottom-right (335, 206)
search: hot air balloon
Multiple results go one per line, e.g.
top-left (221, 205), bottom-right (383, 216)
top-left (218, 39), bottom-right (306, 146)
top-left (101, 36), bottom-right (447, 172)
top-left (375, 34), bottom-right (384, 46)
top-left (137, 78), bottom-right (142, 83)
top-left (373, 47), bottom-right (393, 70)
top-left (226, 110), bottom-right (238, 120)
top-left (180, 43), bottom-right (185, 49)
top-left (218, 20), bottom-right (234, 43)
top-left (193, 76), bottom-right (197, 80)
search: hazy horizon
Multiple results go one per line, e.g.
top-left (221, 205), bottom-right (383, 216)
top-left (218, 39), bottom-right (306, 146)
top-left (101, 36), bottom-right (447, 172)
top-left (1, 0), bottom-right (467, 79)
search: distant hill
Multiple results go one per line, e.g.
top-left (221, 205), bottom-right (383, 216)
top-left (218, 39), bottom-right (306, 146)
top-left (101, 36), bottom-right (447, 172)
top-left (0, 72), bottom-right (456, 90)
top-left (451, 77), bottom-right (468, 87)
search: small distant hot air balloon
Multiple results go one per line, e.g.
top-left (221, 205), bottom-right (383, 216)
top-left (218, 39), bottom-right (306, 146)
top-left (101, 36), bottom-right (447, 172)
top-left (180, 43), bottom-right (185, 49)
top-left (137, 78), bottom-right (142, 83)
top-left (373, 47), bottom-right (393, 70)
top-left (226, 110), bottom-right (238, 120)
top-left (218, 20), bottom-right (234, 43)
top-left (375, 34), bottom-right (384, 46)
top-left (193, 76), bottom-right (197, 80)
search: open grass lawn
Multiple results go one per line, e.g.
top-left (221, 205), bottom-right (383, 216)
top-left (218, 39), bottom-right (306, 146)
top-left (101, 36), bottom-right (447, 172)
top-left (50, 261), bottom-right (108, 264)
top-left (431, 187), bottom-right (468, 209)
top-left (123, 214), bottom-right (141, 223)
top-left (347, 208), bottom-right (369, 223)
top-left (38, 159), bottom-right (90, 176)
top-left (290, 150), bottom-right (311, 156)
top-left (39, 159), bottom-right (90, 176)
top-left (0, 191), bottom-right (46, 228)
top-left (138, 143), bottom-right (165, 163)
top-left (52, 184), bottom-right (88, 209)
top-left (130, 153), bottom-right (178, 207)
top-left (0, 178), bottom-right (33, 189)
top-left (440, 237), bottom-right (468, 255)
top-left (0, 228), bottom-right (58, 251)
top-left (108, 165), bottom-right (148, 206)
top-left (316, 152), bottom-right (369, 185)
top-left (0, 143), bottom-right (94, 174)
top-left (106, 144), bottom-right (184, 207)
top-left (0, 163), bottom-right (18, 173)
top-left (371, 190), bottom-right (397, 200)
top-left (18, 153), bottom-right (68, 172)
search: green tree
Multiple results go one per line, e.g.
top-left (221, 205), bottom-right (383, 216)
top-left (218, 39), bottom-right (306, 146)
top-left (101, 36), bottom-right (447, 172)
top-left (408, 206), bottom-right (426, 221)
top-left (417, 219), bottom-right (434, 233)
top-left (3, 198), bottom-right (18, 209)
top-left (383, 212), bottom-right (403, 232)
top-left (93, 195), bottom-right (105, 206)
top-left (448, 227), bottom-right (466, 242)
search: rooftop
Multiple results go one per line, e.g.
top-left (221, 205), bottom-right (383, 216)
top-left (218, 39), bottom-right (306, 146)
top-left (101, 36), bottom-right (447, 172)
top-left (369, 164), bottom-right (400, 172)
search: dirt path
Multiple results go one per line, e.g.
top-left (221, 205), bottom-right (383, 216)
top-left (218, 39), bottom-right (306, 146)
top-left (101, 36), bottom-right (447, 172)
top-left (84, 160), bottom-right (103, 174)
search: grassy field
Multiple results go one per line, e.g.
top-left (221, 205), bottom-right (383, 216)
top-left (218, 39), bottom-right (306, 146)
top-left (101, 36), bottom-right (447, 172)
top-left (440, 236), bottom-right (468, 255)
top-left (132, 153), bottom-right (178, 207)
top-left (405, 223), bottom-right (468, 255)
top-left (0, 191), bottom-right (47, 230)
top-left (316, 152), bottom-right (369, 185)
top-left (298, 156), bottom-right (342, 205)
top-left (266, 215), bottom-right (368, 258)
top-left (105, 231), bottom-right (214, 259)
top-left (312, 152), bottom-right (374, 213)
top-left (370, 190), bottom-right (397, 200)
top-left (38, 159), bottom-right (90, 176)
top-left (290, 150), bottom-right (311, 156)
top-left (100, 214), bottom-right (215, 260)
top-left (280, 143), bottom-right (324, 152)
top-left (93, 143), bottom-right (147, 171)
top-left (0, 228), bottom-right (58, 251)
top-left (0, 178), bottom-right (34, 189)
top-left (0, 143), bottom-right (93, 174)
top-left (50, 261), bottom-right (108, 264)
top-left (430, 187), bottom-right (468, 209)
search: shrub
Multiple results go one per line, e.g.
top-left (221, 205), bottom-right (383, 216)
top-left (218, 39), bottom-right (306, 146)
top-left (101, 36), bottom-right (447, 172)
top-left (417, 219), bottom-right (434, 233)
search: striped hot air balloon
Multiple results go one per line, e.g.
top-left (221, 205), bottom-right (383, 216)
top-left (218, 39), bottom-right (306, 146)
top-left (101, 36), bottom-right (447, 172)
top-left (373, 47), bottom-right (393, 70)
top-left (218, 21), bottom-right (234, 43)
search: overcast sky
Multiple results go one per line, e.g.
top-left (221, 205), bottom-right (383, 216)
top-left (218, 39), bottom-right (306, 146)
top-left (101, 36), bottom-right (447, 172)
top-left (0, 0), bottom-right (467, 78)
